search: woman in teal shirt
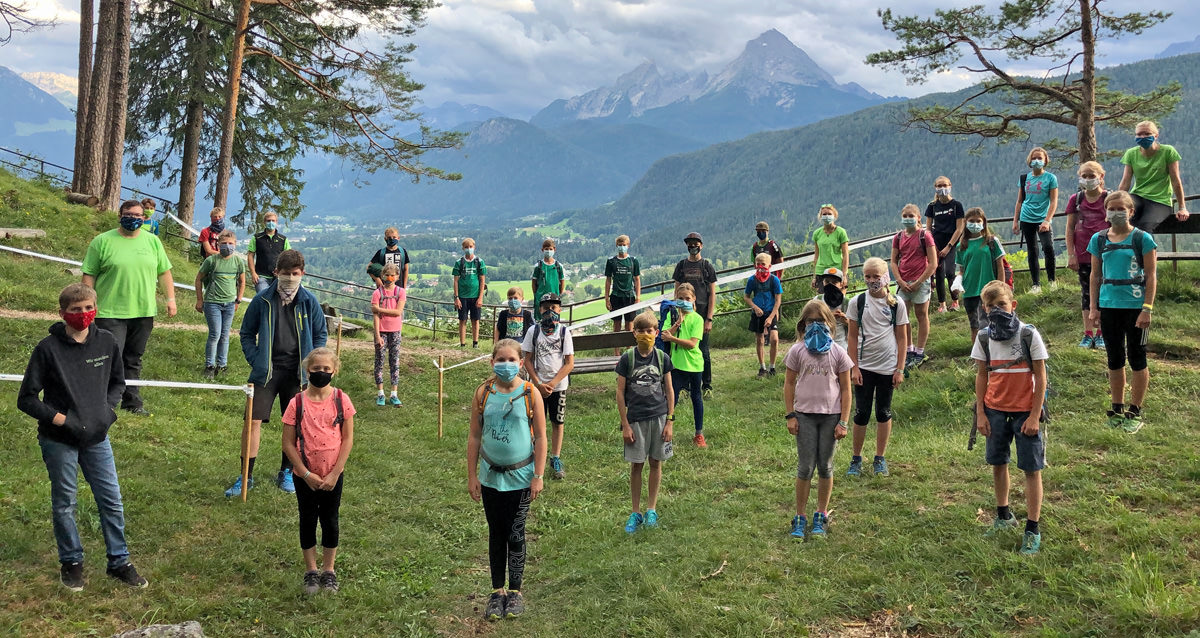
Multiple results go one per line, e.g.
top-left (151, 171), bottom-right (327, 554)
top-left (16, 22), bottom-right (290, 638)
top-left (1118, 120), bottom-right (1190, 233)
top-left (1012, 147), bottom-right (1058, 293)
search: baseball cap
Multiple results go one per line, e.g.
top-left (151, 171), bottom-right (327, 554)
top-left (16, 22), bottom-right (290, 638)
top-left (538, 293), bottom-right (561, 306)
top-left (684, 232), bottom-right (703, 244)
top-left (821, 267), bottom-right (844, 281)
top-left (755, 221), bottom-right (769, 231)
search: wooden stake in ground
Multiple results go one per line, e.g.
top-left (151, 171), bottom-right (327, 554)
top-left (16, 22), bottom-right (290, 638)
top-left (438, 355), bottom-right (445, 440)
top-left (240, 383), bottom-right (253, 502)
top-left (335, 319), bottom-right (342, 357)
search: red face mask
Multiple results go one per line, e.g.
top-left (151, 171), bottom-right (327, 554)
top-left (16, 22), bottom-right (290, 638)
top-left (63, 309), bottom-right (97, 332)
top-left (754, 265), bottom-right (771, 282)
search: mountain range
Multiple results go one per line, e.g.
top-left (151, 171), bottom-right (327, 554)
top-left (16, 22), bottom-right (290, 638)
top-left (0, 66), bottom-right (76, 168)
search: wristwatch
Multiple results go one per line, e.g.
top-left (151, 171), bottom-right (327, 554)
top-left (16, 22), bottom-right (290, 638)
top-left (533, 474), bottom-right (543, 480)
top-left (665, 414), bottom-right (675, 421)
top-left (785, 411), bottom-right (799, 420)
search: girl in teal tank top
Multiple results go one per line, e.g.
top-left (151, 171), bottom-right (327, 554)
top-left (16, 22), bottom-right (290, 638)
top-left (467, 339), bottom-right (547, 620)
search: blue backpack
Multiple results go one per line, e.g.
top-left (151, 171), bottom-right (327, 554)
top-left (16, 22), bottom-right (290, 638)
top-left (655, 300), bottom-right (680, 354)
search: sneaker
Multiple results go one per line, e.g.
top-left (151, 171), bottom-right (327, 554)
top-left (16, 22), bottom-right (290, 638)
top-left (389, 395), bottom-right (402, 407)
top-left (106, 563), bottom-right (148, 588)
top-left (810, 512), bottom-right (828, 539)
top-left (1019, 531), bottom-right (1042, 555)
top-left (472, 341), bottom-right (479, 349)
top-left (319, 570), bottom-right (339, 593)
top-left (949, 301), bottom-right (960, 311)
top-left (1077, 334), bottom-right (1094, 349)
top-left (277, 468), bottom-right (295, 493)
top-left (124, 407), bottom-right (152, 417)
top-left (912, 352), bottom-right (926, 367)
top-left (1122, 411), bottom-right (1144, 434)
top-left (1106, 411), bottom-right (1125, 429)
top-left (937, 304), bottom-right (947, 314)
top-left (1030, 285), bottom-right (1042, 295)
top-left (985, 514), bottom-right (1018, 537)
top-left (505, 591), bottom-right (525, 618)
top-left (872, 457), bottom-right (889, 477)
top-left (757, 368), bottom-right (768, 379)
top-left (485, 591), bottom-right (506, 621)
top-left (376, 394), bottom-right (386, 406)
top-left (768, 367), bottom-right (777, 377)
top-left (303, 570), bottom-right (320, 595)
top-left (645, 509), bottom-right (659, 528)
top-left (903, 353), bottom-right (917, 371)
top-left (693, 433), bottom-right (708, 448)
top-left (1093, 334), bottom-right (1106, 349)
top-left (217, 366), bottom-right (227, 376)
top-left (702, 386), bottom-right (713, 399)
top-left (846, 459), bottom-right (862, 477)
top-left (1048, 280), bottom-right (1059, 291)
top-left (223, 476), bottom-right (254, 498)
top-left (203, 366), bottom-right (216, 380)
top-left (550, 456), bottom-right (565, 480)
top-left (790, 515), bottom-right (806, 539)
top-left (60, 562), bottom-right (84, 592)
top-left (624, 511), bottom-right (644, 534)
top-left (458, 342), bottom-right (466, 348)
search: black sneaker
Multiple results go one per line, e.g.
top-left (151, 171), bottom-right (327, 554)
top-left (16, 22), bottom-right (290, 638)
top-left (203, 366), bottom-right (216, 380)
top-left (217, 366), bottom-right (228, 376)
top-left (472, 341), bottom-right (479, 349)
top-left (484, 591), bottom-right (506, 621)
top-left (60, 562), bottom-right (84, 592)
top-left (106, 563), bottom-right (148, 588)
top-left (768, 367), bottom-right (777, 377)
top-left (124, 407), bottom-right (153, 417)
top-left (319, 570), bottom-right (339, 593)
top-left (303, 570), bottom-right (320, 595)
top-left (505, 590), bottom-right (526, 618)
top-left (756, 368), bottom-right (767, 379)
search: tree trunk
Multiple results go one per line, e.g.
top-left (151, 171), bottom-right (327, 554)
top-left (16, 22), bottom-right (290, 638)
top-left (72, 0), bottom-right (94, 192)
top-left (1076, 0), bottom-right (1098, 163)
top-left (212, 0), bottom-right (253, 212)
top-left (78, 0), bottom-right (118, 198)
top-left (99, 0), bottom-right (132, 212)
top-left (177, 4), bottom-right (212, 231)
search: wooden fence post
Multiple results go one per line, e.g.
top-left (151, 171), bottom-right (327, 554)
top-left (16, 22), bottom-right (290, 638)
top-left (240, 384), bottom-right (253, 502)
top-left (437, 355), bottom-right (445, 440)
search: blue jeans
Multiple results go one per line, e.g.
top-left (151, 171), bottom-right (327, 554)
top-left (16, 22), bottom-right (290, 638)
top-left (204, 301), bottom-right (237, 367)
top-left (254, 277), bottom-right (273, 294)
top-left (39, 436), bottom-right (130, 568)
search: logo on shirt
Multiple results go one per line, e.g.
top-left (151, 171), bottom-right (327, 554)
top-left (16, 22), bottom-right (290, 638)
top-left (85, 354), bottom-right (110, 368)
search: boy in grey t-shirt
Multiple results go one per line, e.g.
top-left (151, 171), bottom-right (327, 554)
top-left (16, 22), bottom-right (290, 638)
top-left (521, 294), bottom-right (574, 480)
top-left (616, 311), bottom-right (675, 534)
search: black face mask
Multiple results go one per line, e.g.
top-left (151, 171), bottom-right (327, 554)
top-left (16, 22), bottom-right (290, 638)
top-left (308, 370), bottom-right (333, 388)
top-left (987, 308), bottom-right (1020, 341)
top-left (687, 245), bottom-right (701, 256)
top-left (823, 283), bottom-right (844, 309)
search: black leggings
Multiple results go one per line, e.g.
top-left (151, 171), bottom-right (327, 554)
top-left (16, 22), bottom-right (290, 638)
top-left (295, 473), bottom-right (343, 550)
top-left (481, 485), bottom-right (531, 591)
top-left (964, 296), bottom-right (986, 334)
top-left (1020, 221), bottom-right (1056, 285)
top-left (1131, 194), bottom-right (1175, 233)
top-left (933, 235), bottom-right (958, 304)
top-left (1100, 308), bottom-right (1148, 372)
top-left (853, 369), bottom-right (895, 425)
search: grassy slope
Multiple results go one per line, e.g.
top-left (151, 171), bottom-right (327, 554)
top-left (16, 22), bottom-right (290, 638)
top-left (2, 173), bottom-right (1200, 637)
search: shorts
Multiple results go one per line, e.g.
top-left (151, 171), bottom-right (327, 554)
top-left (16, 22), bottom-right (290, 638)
top-left (545, 390), bottom-right (567, 425)
top-left (610, 296), bottom-right (638, 323)
top-left (1100, 307), bottom-right (1148, 372)
top-left (458, 297), bottom-right (481, 321)
top-left (1076, 263), bottom-right (1092, 311)
top-left (252, 368), bottom-right (302, 423)
top-left (748, 313), bottom-right (779, 334)
top-left (896, 279), bottom-right (931, 305)
top-left (624, 415), bottom-right (674, 463)
top-left (984, 407), bottom-right (1045, 472)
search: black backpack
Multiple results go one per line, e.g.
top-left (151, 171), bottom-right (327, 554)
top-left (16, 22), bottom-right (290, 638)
top-left (854, 293), bottom-right (898, 351)
top-left (975, 326), bottom-right (1051, 423)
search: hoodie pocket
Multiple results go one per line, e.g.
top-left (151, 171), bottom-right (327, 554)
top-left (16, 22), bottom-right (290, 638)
top-left (60, 409), bottom-right (88, 442)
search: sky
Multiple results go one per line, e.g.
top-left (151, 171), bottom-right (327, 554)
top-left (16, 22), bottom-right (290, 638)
top-left (2, 0), bottom-right (1196, 119)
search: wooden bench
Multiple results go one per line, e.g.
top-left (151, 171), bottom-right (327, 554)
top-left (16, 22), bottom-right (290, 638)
top-left (569, 330), bottom-right (636, 375)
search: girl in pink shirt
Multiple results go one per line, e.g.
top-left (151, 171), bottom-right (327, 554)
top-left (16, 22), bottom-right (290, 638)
top-left (372, 264), bottom-right (407, 406)
top-left (282, 347), bottom-right (356, 595)
top-left (890, 204), bottom-right (938, 370)
top-left (1065, 161), bottom-right (1110, 349)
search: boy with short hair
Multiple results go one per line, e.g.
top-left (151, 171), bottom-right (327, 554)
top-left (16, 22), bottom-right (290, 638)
top-left (453, 238), bottom-right (487, 348)
top-left (367, 227), bottom-right (409, 288)
top-left (605, 235), bottom-right (642, 336)
top-left (972, 280), bottom-right (1048, 555)
top-left (17, 283), bottom-right (149, 590)
top-left (198, 207), bottom-right (225, 257)
top-left (140, 198), bottom-right (160, 235)
top-left (521, 293), bottom-right (574, 480)
top-left (530, 239), bottom-right (565, 320)
top-left (617, 310), bottom-right (675, 533)
top-left (672, 232), bottom-right (718, 397)
top-left (745, 253), bottom-right (783, 378)
top-left (195, 228), bottom-right (246, 379)
top-left (495, 287), bottom-right (534, 344)
top-left (228, 249), bottom-right (328, 498)
top-left (248, 210), bottom-right (290, 293)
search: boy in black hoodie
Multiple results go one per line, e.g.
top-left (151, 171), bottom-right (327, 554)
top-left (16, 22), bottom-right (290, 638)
top-left (17, 284), bottom-right (149, 592)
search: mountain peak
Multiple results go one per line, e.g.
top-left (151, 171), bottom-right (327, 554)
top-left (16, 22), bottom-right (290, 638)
top-left (709, 30), bottom-right (837, 96)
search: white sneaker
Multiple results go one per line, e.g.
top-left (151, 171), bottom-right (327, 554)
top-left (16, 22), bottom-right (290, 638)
top-left (1030, 285), bottom-right (1042, 294)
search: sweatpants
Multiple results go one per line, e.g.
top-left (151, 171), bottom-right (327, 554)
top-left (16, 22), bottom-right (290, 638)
top-left (933, 236), bottom-right (958, 304)
top-left (481, 485), bottom-right (531, 591)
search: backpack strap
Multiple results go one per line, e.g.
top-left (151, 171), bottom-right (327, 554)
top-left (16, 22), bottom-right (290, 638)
top-left (1019, 325), bottom-right (1036, 370)
top-left (1018, 172), bottom-right (1028, 205)
top-left (979, 326), bottom-right (1036, 372)
top-left (1099, 229), bottom-right (1147, 286)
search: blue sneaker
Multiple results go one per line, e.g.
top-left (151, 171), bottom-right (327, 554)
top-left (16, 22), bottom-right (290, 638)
top-left (984, 514), bottom-right (1018, 538)
top-left (645, 509), bottom-right (659, 528)
top-left (376, 394), bottom-right (386, 406)
top-left (1078, 334), bottom-right (1093, 349)
top-left (1093, 334), bottom-right (1106, 349)
top-left (624, 512), bottom-right (643, 534)
top-left (277, 468), bottom-right (295, 493)
top-left (550, 456), bottom-right (565, 480)
top-left (846, 458), bottom-right (862, 477)
top-left (389, 395), bottom-right (402, 407)
top-left (872, 457), bottom-right (889, 477)
top-left (810, 512), bottom-right (828, 539)
top-left (1019, 531), bottom-right (1042, 555)
top-left (790, 515), bottom-right (806, 539)
top-left (224, 476), bottom-right (254, 498)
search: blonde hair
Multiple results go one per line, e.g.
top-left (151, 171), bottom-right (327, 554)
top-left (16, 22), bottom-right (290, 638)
top-left (262, 210), bottom-right (278, 221)
top-left (384, 227), bottom-right (399, 238)
top-left (616, 235), bottom-right (630, 245)
top-left (632, 310), bottom-right (657, 331)
top-left (819, 204), bottom-right (839, 218)
top-left (1135, 121), bottom-right (1159, 136)
top-left (1026, 147), bottom-right (1049, 165)
top-left (1105, 190), bottom-right (1135, 212)
top-left (901, 203), bottom-right (923, 228)
top-left (381, 263), bottom-right (400, 277)
top-left (59, 283), bottom-right (96, 310)
top-left (981, 280), bottom-right (1014, 307)
top-left (933, 175), bottom-right (950, 186)
top-left (492, 338), bottom-right (522, 361)
top-left (210, 207), bottom-right (225, 219)
top-left (506, 286), bottom-right (523, 299)
top-left (797, 299), bottom-right (835, 341)
top-left (217, 229), bottom-right (237, 242)
top-left (674, 282), bottom-right (696, 299)
top-left (302, 347), bottom-right (340, 373)
top-left (863, 257), bottom-right (897, 306)
top-left (1078, 161), bottom-right (1105, 177)
top-left (754, 252), bottom-right (771, 265)
top-left (462, 237), bottom-right (475, 248)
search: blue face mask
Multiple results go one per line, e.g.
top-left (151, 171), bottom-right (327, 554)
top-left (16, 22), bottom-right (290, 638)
top-left (265, 220), bottom-right (277, 231)
top-left (804, 321), bottom-right (832, 355)
top-left (616, 245), bottom-right (628, 256)
top-left (901, 217), bottom-right (918, 228)
top-left (1030, 159), bottom-right (1045, 169)
top-left (1135, 135), bottom-right (1155, 149)
top-left (210, 219), bottom-right (225, 232)
top-left (386, 237), bottom-right (399, 248)
top-left (219, 244), bottom-right (235, 257)
top-left (966, 221), bottom-right (984, 234)
top-left (677, 300), bottom-right (694, 312)
top-left (493, 361), bottom-right (520, 383)
top-left (756, 230), bottom-right (767, 240)
top-left (540, 310), bottom-right (560, 334)
top-left (120, 216), bottom-right (144, 232)
top-left (507, 299), bottom-right (522, 311)
top-left (465, 247), bottom-right (475, 257)
top-left (543, 249), bottom-right (554, 259)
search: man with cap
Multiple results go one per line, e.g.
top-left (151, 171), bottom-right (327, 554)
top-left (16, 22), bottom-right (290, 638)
top-left (751, 221), bottom-right (784, 277)
top-left (813, 267), bottom-right (850, 349)
top-left (672, 232), bottom-right (718, 398)
top-left (521, 292), bottom-right (574, 480)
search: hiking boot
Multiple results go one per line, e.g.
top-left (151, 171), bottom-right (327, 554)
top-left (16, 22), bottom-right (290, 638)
top-left (277, 468), bottom-right (295, 494)
top-left (550, 456), bottom-right (565, 480)
top-left (693, 433), bottom-right (708, 448)
top-left (624, 512), bottom-right (643, 534)
top-left (106, 563), bottom-right (148, 588)
top-left (1093, 334), bottom-right (1106, 349)
top-left (1106, 411), bottom-right (1126, 429)
top-left (1019, 531), bottom-right (1042, 555)
top-left (872, 457), bottom-right (889, 477)
top-left (846, 459), bottom-right (862, 477)
top-left (757, 368), bottom-right (768, 379)
top-left (389, 395), bottom-right (402, 407)
top-left (985, 515), bottom-right (1018, 538)
top-left (376, 394), bottom-right (386, 406)
top-left (645, 509), bottom-right (659, 528)
top-left (505, 591), bottom-right (526, 618)
top-left (1122, 411), bottom-right (1144, 434)
top-left (303, 570), bottom-right (320, 595)
top-left (790, 515), bottom-right (806, 539)
top-left (224, 476), bottom-right (254, 498)
top-left (810, 512), bottom-right (828, 539)
top-left (702, 386), bottom-right (713, 399)
top-left (485, 591), bottom-right (506, 621)
top-left (320, 570), bottom-right (339, 593)
top-left (203, 366), bottom-right (216, 380)
top-left (60, 562), bottom-right (84, 592)
top-left (1077, 334), bottom-right (1094, 349)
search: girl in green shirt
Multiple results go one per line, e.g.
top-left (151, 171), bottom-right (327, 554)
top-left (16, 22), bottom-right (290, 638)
top-left (812, 205), bottom-right (850, 290)
top-left (955, 208), bottom-right (1005, 338)
top-left (1117, 120), bottom-right (1190, 233)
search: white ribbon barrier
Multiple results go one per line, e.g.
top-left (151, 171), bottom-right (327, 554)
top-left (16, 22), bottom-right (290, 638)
top-left (0, 373), bottom-right (251, 395)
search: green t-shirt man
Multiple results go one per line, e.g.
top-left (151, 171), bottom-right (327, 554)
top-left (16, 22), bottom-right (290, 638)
top-left (604, 255), bottom-right (641, 297)
top-left (452, 256), bottom-right (487, 300)
top-left (1122, 144), bottom-right (1182, 207)
top-left (531, 260), bottom-right (564, 319)
top-left (81, 229), bottom-right (173, 319)
top-left (198, 254), bottom-right (247, 304)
